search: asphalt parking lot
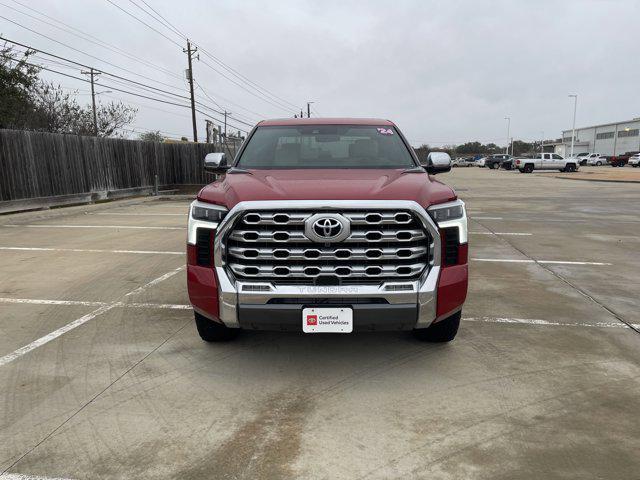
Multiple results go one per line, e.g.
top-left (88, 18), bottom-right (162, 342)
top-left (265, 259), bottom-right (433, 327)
top-left (1, 168), bottom-right (639, 480)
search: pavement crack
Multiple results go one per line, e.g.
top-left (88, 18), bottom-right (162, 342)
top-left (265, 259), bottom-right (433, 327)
top-left (0, 319), bottom-right (191, 477)
top-left (471, 218), bottom-right (640, 336)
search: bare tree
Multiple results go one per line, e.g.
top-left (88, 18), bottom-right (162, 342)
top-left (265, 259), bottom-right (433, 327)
top-left (139, 130), bottom-right (165, 142)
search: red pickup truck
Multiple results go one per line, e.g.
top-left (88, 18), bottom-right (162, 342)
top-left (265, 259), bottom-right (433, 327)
top-left (607, 151), bottom-right (639, 167)
top-left (187, 118), bottom-right (468, 343)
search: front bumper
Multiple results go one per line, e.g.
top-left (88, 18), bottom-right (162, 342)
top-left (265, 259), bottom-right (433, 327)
top-left (188, 200), bottom-right (468, 331)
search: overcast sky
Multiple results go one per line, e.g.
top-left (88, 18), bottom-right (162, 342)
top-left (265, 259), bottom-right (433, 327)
top-left (2, 0), bottom-right (639, 146)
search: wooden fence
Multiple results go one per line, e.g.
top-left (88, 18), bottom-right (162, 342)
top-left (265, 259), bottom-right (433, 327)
top-left (0, 129), bottom-right (237, 212)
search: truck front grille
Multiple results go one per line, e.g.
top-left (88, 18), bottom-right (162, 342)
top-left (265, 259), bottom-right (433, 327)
top-left (224, 209), bottom-right (433, 285)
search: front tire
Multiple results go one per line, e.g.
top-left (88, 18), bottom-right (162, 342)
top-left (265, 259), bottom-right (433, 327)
top-left (523, 164), bottom-right (534, 173)
top-left (413, 311), bottom-right (461, 342)
top-left (565, 163), bottom-right (576, 172)
top-left (195, 312), bottom-right (239, 342)
top-left (596, 161), bottom-right (602, 166)
top-left (488, 163), bottom-right (496, 170)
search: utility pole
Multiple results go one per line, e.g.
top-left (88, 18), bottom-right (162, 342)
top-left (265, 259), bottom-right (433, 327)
top-left (81, 67), bottom-right (100, 136)
top-left (183, 40), bottom-right (199, 142)
top-left (307, 102), bottom-right (314, 118)
top-left (504, 117), bottom-right (510, 155)
top-left (223, 111), bottom-right (231, 137)
top-left (568, 94), bottom-right (578, 158)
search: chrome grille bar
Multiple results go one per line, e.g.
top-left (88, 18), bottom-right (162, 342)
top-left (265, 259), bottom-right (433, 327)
top-left (224, 208), bottom-right (433, 285)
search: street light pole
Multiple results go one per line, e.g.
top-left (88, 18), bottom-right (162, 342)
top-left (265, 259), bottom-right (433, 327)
top-left (504, 117), bottom-right (511, 155)
top-left (307, 102), bottom-right (314, 118)
top-left (569, 94), bottom-right (578, 158)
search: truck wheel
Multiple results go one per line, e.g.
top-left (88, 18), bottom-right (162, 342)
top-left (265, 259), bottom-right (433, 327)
top-left (523, 164), bottom-right (534, 173)
top-left (596, 161), bottom-right (602, 166)
top-left (488, 163), bottom-right (495, 169)
top-left (564, 164), bottom-right (576, 172)
top-left (413, 311), bottom-right (461, 342)
top-left (195, 312), bottom-right (239, 342)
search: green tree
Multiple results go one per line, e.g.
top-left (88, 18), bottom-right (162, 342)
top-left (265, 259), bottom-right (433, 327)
top-left (0, 44), bottom-right (39, 129)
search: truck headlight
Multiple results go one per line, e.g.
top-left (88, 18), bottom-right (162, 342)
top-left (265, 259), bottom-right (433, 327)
top-left (188, 201), bottom-right (228, 245)
top-left (427, 202), bottom-right (464, 223)
top-left (191, 203), bottom-right (228, 222)
top-left (427, 199), bottom-right (468, 245)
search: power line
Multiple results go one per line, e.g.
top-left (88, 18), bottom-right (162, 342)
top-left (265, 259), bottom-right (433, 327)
top-left (103, 0), bottom-right (183, 49)
top-left (3, 55), bottom-right (246, 132)
top-left (0, 37), bottom-right (193, 102)
top-left (198, 58), bottom-right (295, 114)
top-left (0, 17), bottom-right (187, 92)
top-left (5, 0), bottom-right (183, 80)
top-left (197, 46), bottom-right (301, 111)
top-left (105, 1), bottom-right (300, 114)
top-left (195, 80), bottom-right (266, 119)
top-left (130, 0), bottom-right (187, 41)
top-left (4, 39), bottom-right (252, 132)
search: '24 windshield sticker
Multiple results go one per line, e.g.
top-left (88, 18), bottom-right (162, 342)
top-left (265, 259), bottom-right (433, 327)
top-left (376, 128), bottom-right (393, 135)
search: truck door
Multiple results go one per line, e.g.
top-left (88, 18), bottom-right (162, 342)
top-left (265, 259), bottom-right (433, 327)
top-left (542, 153), bottom-right (554, 169)
top-left (551, 154), bottom-right (564, 168)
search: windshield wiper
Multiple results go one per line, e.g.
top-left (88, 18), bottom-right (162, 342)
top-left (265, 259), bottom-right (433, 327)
top-left (226, 167), bottom-right (252, 174)
top-left (402, 166), bottom-right (426, 173)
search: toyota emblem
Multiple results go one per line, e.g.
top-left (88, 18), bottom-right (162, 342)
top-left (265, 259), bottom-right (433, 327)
top-left (304, 213), bottom-right (350, 243)
top-left (313, 217), bottom-right (342, 238)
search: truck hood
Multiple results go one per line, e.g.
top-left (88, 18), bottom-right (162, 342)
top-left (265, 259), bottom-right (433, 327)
top-left (197, 169), bottom-right (457, 209)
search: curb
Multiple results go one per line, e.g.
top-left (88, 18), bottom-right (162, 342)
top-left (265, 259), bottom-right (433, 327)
top-left (551, 176), bottom-right (640, 184)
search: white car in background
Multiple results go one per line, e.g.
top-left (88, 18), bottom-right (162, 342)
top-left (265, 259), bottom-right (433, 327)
top-left (629, 153), bottom-right (640, 167)
top-left (584, 153), bottom-right (606, 166)
top-left (476, 157), bottom-right (486, 167)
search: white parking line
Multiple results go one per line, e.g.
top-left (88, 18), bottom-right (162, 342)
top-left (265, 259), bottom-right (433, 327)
top-left (464, 316), bottom-right (640, 330)
top-left (93, 213), bottom-right (187, 216)
top-left (469, 232), bottom-right (532, 236)
top-left (470, 216), bottom-right (503, 220)
top-left (0, 304), bottom-right (115, 368)
top-left (2, 225), bottom-right (185, 230)
top-left (472, 258), bottom-right (612, 266)
top-left (0, 266), bottom-right (185, 368)
top-left (0, 247), bottom-right (183, 255)
top-left (0, 298), bottom-right (191, 310)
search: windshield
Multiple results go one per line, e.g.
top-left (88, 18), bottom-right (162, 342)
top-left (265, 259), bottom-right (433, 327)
top-left (236, 125), bottom-right (417, 169)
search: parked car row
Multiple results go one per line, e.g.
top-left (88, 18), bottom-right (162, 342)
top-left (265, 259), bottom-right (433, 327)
top-left (568, 151), bottom-right (640, 167)
top-left (454, 151), bottom-right (639, 171)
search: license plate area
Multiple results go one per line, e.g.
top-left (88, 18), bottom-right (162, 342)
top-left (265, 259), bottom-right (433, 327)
top-left (303, 307), bottom-right (353, 333)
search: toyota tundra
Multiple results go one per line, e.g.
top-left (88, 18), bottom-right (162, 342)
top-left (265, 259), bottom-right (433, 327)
top-left (187, 118), bottom-right (468, 342)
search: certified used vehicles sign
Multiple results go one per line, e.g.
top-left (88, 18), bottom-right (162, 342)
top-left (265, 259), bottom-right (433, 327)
top-left (302, 307), bottom-right (353, 333)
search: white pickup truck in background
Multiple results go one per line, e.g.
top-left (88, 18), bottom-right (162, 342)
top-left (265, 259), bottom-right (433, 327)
top-left (515, 153), bottom-right (579, 173)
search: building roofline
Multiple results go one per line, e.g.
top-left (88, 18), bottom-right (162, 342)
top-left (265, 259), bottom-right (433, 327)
top-left (562, 118), bottom-right (640, 133)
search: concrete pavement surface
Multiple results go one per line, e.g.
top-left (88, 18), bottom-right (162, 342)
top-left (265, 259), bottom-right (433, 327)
top-left (0, 168), bottom-right (639, 479)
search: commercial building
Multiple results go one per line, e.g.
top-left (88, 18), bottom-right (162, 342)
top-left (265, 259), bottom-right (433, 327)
top-left (555, 118), bottom-right (640, 157)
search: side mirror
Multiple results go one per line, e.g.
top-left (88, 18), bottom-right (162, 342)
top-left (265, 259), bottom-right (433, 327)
top-left (204, 152), bottom-right (229, 173)
top-left (422, 152), bottom-right (452, 174)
